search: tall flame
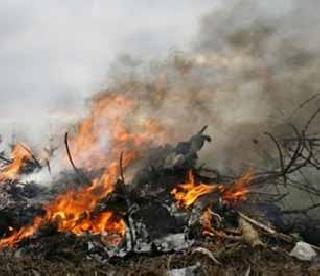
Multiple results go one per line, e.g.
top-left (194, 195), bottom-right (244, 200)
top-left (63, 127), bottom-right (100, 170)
top-left (0, 93), bottom-right (168, 249)
top-left (0, 144), bottom-right (32, 182)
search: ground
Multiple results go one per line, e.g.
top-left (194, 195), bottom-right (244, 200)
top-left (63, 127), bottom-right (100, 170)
top-left (0, 245), bottom-right (319, 275)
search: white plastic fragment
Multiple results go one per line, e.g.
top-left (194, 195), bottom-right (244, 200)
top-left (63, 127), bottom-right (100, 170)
top-left (289, 241), bottom-right (317, 261)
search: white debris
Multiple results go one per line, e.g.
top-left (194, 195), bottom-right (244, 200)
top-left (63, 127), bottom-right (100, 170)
top-left (167, 263), bottom-right (200, 276)
top-left (87, 241), bottom-right (95, 250)
top-left (289, 241), bottom-right (317, 261)
top-left (160, 233), bottom-right (192, 251)
top-left (134, 233), bottom-right (193, 253)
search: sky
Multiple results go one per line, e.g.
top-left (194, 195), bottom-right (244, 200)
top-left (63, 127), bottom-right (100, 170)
top-left (0, 0), bottom-right (220, 145)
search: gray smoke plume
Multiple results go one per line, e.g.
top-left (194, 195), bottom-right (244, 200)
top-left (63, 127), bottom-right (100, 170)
top-left (191, 0), bottom-right (320, 172)
top-left (101, 0), bottom-right (320, 176)
top-left (86, 0), bottom-right (320, 214)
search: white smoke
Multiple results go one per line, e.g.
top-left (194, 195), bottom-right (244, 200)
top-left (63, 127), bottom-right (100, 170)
top-left (0, 0), bottom-right (219, 148)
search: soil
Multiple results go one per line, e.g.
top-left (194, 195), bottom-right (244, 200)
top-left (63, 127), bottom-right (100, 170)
top-left (0, 245), bottom-right (319, 275)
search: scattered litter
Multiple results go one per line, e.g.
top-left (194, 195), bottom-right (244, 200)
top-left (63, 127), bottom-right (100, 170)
top-left (290, 241), bottom-right (317, 261)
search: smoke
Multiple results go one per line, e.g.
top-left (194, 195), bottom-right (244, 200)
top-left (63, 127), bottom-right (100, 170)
top-left (0, 0), bottom-right (218, 148)
top-left (191, 0), bottom-right (320, 171)
top-left (97, 0), bottom-right (320, 175)
top-left (2, 0), bottom-right (320, 178)
top-left (195, 0), bottom-right (320, 171)
top-left (77, 0), bottom-right (320, 214)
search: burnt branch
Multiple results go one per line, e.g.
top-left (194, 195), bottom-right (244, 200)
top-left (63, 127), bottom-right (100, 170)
top-left (119, 152), bottom-right (125, 184)
top-left (64, 132), bottom-right (90, 184)
top-left (264, 131), bottom-right (286, 186)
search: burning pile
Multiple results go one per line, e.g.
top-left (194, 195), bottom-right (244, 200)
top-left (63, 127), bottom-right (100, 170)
top-left (0, 94), bottom-right (166, 248)
top-left (0, 92), bottom-right (319, 274)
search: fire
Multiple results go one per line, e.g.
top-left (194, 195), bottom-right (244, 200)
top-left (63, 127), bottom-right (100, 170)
top-left (71, 211), bottom-right (125, 237)
top-left (172, 170), bottom-right (254, 209)
top-left (0, 91), bottom-right (252, 250)
top-left (171, 170), bottom-right (253, 240)
top-left (0, 216), bottom-right (43, 248)
top-left (0, 93), bottom-right (168, 249)
top-left (171, 171), bottom-right (219, 208)
top-left (220, 170), bottom-right (254, 204)
top-left (0, 144), bottom-right (33, 182)
top-left (0, 151), bottom-right (127, 249)
top-left (70, 94), bottom-right (167, 170)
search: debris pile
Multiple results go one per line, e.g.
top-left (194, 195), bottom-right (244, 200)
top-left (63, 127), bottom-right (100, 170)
top-left (0, 94), bottom-right (319, 274)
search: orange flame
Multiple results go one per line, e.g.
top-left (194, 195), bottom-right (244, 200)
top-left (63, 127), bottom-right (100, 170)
top-left (71, 211), bottom-right (125, 237)
top-left (0, 144), bottom-right (33, 182)
top-left (0, 93), bottom-right (168, 249)
top-left (220, 170), bottom-right (254, 204)
top-left (0, 152), bottom-right (127, 249)
top-left (0, 216), bottom-right (43, 248)
top-left (171, 171), bottom-right (219, 208)
top-left (172, 170), bottom-right (254, 209)
top-left (70, 94), bottom-right (166, 170)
